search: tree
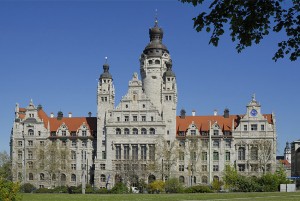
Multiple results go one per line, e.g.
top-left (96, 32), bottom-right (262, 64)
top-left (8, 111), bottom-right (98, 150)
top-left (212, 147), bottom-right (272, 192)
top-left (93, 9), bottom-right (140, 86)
top-left (252, 139), bottom-right (273, 174)
top-left (0, 151), bottom-right (12, 181)
top-left (147, 180), bottom-right (165, 193)
top-left (180, 0), bottom-right (300, 61)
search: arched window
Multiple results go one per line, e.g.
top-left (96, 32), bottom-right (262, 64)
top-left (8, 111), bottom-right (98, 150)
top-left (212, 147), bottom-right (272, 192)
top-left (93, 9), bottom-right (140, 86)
top-left (202, 176), bottom-right (208, 184)
top-left (28, 129), bottom-right (34, 136)
top-left (250, 147), bottom-right (258, 160)
top-left (29, 173), bottom-right (33, 180)
top-left (179, 176), bottom-right (185, 183)
top-left (238, 147), bottom-right (246, 160)
top-left (148, 60), bottom-right (153, 65)
top-left (213, 176), bottom-right (219, 181)
top-left (149, 128), bottom-right (155, 135)
top-left (71, 174), bottom-right (76, 182)
top-left (155, 60), bottom-right (160, 64)
top-left (116, 128), bottom-right (121, 135)
top-left (61, 173), bottom-right (66, 181)
top-left (52, 174), bottom-right (56, 181)
top-left (193, 176), bottom-right (197, 184)
top-left (124, 128), bottom-right (130, 135)
top-left (100, 174), bottom-right (106, 182)
top-left (148, 175), bottom-right (156, 183)
top-left (141, 128), bottom-right (147, 135)
top-left (133, 128), bottom-right (138, 135)
top-left (40, 173), bottom-right (44, 180)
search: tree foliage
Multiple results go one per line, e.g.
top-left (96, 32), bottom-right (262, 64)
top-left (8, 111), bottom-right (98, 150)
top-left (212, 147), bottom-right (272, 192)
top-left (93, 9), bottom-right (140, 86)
top-left (0, 178), bottom-right (21, 201)
top-left (165, 178), bottom-right (183, 193)
top-left (0, 151), bottom-right (12, 181)
top-left (147, 180), bottom-right (165, 193)
top-left (180, 0), bottom-right (300, 61)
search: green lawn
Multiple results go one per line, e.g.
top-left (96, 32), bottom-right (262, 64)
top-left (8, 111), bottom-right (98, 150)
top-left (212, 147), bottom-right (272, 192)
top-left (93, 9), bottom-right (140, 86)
top-left (21, 192), bottom-right (300, 201)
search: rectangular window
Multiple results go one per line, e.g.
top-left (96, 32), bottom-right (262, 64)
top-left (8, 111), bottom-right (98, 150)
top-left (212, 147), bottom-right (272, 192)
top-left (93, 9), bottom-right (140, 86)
top-left (102, 140), bottom-right (106, 146)
top-left (40, 141), bottom-right (45, 146)
top-left (18, 151), bottom-right (22, 160)
top-left (179, 140), bottom-right (185, 147)
top-left (72, 140), bottom-right (76, 147)
top-left (132, 145), bottom-right (138, 160)
top-left (179, 152), bottom-right (184, 161)
top-left (28, 151), bottom-right (33, 159)
top-left (224, 131), bottom-right (231, 135)
top-left (213, 130), bottom-right (219, 135)
top-left (71, 132), bottom-right (76, 137)
top-left (201, 131), bottom-right (208, 136)
top-left (225, 139), bottom-right (231, 148)
top-left (51, 131), bottom-right (56, 136)
top-left (261, 124), bottom-right (265, 131)
top-left (213, 165), bottom-right (219, 172)
top-left (116, 145), bottom-right (121, 160)
top-left (202, 152), bottom-right (207, 161)
top-left (62, 130), bottom-right (66, 136)
top-left (117, 117), bottom-right (120, 122)
top-left (179, 165), bottom-right (184, 172)
top-left (178, 131), bottom-right (185, 136)
top-left (202, 165), bottom-right (207, 171)
top-left (149, 145), bottom-right (155, 161)
top-left (141, 145), bottom-right (147, 160)
top-left (133, 115), bottom-right (137, 121)
top-left (102, 151), bottom-right (106, 160)
top-left (100, 164), bottom-right (106, 170)
top-left (124, 116), bottom-right (129, 122)
top-left (251, 124), bottom-right (257, 131)
top-left (191, 130), bottom-right (196, 136)
top-left (124, 145), bottom-right (129, 160)
top-left (116, 164), bottom-right (121, 171)
top-left (141, 116), bottom-right (146, 122)
top-left (82, 130), bottom-right (87, 136)
top-left (18, 141), bottom-right (22, 146)
top-left (213, 140), bottom-right (219, 148)
top-left (62, 141), bottom-right (67, 147)
top-left (28, 140), bottom-right (33, 147)
top-left (71, 164), bottom-right (76, 170)
top-left (213, 152), bottom-right (219, 161)
top-left (238, 164), bottom-right (245, 172)
top-left (71, 151), bottom-right (76, 160)
top-left (191, 151), bottom-right (196, 161)
top-left (82, 140), bottom-right (87, 147)
top-left (225, 151), bottom-right (230, 161)
top-left (151, 116), bottom-right (154, 121)
top-left (244, 125), bottom-right (247, 131)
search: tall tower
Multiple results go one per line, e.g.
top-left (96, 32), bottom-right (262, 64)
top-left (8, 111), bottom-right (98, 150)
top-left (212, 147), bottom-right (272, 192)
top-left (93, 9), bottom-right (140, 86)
top-left (284, 141), bottom-right (291, 164)
top-left (140, 18), bottom-right (174, 112)
top-left (97, 62), bottom-right (115, 158)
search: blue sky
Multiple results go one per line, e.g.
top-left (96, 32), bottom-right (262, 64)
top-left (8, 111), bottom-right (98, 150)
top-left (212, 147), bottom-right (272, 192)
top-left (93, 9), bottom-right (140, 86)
top-left (0, 1), bottom-right (299, 155)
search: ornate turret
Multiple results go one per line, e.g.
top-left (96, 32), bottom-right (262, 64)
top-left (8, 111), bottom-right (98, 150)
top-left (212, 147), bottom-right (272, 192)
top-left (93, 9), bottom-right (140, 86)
top-left (284, 141), bottom-right (291, 164)
top-left (99, 62), bottom-right (112, 80)
top-left (143, 18), bottom-right (169, 57)
top-left (163, 61), bottom-right (175, 78)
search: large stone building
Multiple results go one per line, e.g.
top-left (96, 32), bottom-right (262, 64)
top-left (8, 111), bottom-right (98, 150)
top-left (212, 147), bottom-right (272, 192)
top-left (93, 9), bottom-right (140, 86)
top-left (10, 19), bottom-right (277, 189)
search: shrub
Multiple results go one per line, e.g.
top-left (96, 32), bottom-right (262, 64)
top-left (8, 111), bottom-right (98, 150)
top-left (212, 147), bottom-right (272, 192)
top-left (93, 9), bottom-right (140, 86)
top-left (211, 179), bottom-right (224, 191)
top-left (184, 185), bottom-right (213, 193)
top-left (20, 183), bottom-right (36, 193)
top-left (165, 178), bottom-right (183, 193)
top-left (96, 188), bottom-right (109, 194)
top-left (147, 180), bottom-right (165, 193)
top-left (0, 178), bottom-right (21, 201)
top-left (53, 186), bottom-right (68, 193)
top-left (35, 188), bottom-right (54, 193)
top-left (110, 182), bottom-right (128, 194)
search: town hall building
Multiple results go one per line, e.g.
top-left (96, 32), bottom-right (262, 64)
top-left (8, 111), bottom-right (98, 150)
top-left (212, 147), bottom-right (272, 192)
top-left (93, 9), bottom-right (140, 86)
top-left (10, 19), bottom-right (277, 189)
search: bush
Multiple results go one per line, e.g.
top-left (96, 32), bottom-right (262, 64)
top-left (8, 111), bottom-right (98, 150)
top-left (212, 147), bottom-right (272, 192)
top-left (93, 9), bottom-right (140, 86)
top-left (35, 188), bottom-right (54, 193)
top-left (95, 188), bottom-right (109, 194)
top-left (0, 178), bottom-right (21, 201)
top-left (184, 185), bottom-right (213, 193)
top-left (211, 179), bottom-right (224, 191)
top-left (53, 186), bottom-right (68, 193)
top-left (165, 178), bottom-right (183, 193)
top-left (147, 180), bottom-right (165, 193)
top-left (20, 183), bottom-right (36, 193)
top-left (110, 182), bottom-right (128, 194)
top-left (71, 184), bottom-right (94, 194)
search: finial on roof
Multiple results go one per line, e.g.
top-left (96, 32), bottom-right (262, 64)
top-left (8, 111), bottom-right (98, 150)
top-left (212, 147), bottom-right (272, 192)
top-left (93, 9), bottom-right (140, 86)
top-left (252, 93), bottom-right (256, 101)
top-left (105, 56), bottom-right (108, 64)
top-left (154, 9), bottom-right (158, 27)
top-left (30, 98), bottom-right (33, 106)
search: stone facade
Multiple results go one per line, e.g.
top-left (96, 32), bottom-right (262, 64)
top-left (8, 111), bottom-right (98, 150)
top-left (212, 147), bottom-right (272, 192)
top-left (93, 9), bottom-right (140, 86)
top-left (10, 20), bottom-right (277, 189)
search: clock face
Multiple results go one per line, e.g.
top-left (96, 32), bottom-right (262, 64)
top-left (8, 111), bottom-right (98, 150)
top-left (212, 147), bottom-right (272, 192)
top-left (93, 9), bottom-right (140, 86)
top-left (250, 109), bottom-right (258, 116)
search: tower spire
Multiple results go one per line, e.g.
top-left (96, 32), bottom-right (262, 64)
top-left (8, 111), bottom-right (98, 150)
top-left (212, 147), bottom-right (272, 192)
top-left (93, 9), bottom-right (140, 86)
top-left (154, 9), bottom-right (158, 27)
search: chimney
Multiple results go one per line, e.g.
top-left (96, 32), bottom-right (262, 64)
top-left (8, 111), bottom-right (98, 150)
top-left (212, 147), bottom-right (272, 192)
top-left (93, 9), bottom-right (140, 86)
top-left (50, 112), bottom-right (54, 118)
top-left (68, 112), bottom-right (72, 118)
top-left (88, 112), bottom-right (92, 117)
top-left (180, 109), bottom-right (186, 119)
top-left (213, 109), bottom-right (218, 116)
top-left (192, 110), bottom-right (196, 116)
top-left (224, 108), bottom-right (229, 118)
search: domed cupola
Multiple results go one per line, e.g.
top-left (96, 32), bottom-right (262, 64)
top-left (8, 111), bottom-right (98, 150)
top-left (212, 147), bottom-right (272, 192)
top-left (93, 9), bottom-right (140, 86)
top-left (163, 61), bottom-right (175, 79)
top-left (99, 63), bottom-right (112, 80)
top-left (143, 19), bottom-right (169, 57)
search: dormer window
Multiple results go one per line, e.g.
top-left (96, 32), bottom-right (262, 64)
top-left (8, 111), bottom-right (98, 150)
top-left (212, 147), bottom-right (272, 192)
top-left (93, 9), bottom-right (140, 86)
top-left (28, 129), bottom-right (34, 136)
top-left (82, 130), bottom-right (87, 137)
top-left (179, 131), bottom-right (185, 137)
top-left (213, 130), bottom-right (219, 136)
top-left (191, 130), bottom-right (196, 136)
top-left (62, 131), bottom-right (66, 136)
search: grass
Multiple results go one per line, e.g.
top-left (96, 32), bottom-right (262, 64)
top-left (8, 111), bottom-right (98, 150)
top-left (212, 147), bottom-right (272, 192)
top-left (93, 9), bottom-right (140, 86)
top-left (21, 192), bottom-right (300, 201)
